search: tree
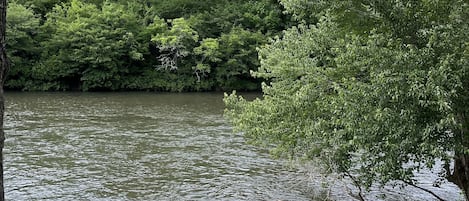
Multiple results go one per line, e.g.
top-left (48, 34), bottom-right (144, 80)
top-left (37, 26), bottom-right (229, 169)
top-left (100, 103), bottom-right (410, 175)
top-left (213, 27), bottom-right (265, 91)
top-left (225, 0), bottom-right (469, 200)
top-left (188, 0), bottom-right (289, 38)
top-left (150, 17), bottom-right (198, 70)
top-left (149, 0), bottom-right (220, 19)
top-left (193, 38), bottom-right (220, 82)
top-left (38, 0), bottom-right (146, 91)
top-left (0, 0), bottom-right (8, 199)
top-left (5, 2), bottom-right (41, 90)
top-left (15, 0), bottom-right (66, 17)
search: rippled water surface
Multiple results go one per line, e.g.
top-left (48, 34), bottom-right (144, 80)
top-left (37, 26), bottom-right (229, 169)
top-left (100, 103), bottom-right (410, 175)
top-left (4, 92), bottom-right (314, 200)
top-left (3, 92), bottom-right (464, 201)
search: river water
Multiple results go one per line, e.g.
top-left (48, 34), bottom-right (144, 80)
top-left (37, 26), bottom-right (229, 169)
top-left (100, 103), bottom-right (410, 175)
top-left (3, 92), bottom-right (464, 200)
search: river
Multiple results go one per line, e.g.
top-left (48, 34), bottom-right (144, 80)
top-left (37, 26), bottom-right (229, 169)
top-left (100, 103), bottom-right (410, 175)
top-left (3, 92), bottom-right (464, 200)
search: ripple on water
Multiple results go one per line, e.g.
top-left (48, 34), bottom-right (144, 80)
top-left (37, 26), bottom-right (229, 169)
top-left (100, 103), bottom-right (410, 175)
top-left (3, 92), bottom-right (463, 201)
top-left (4, 93), bottom-right (315, 201)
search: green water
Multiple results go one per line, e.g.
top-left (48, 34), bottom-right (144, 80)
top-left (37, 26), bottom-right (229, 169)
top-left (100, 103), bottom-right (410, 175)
top-left (3, 92), bottom-right (463, 201)
top-left (3, 92), bottom-right (313, 200)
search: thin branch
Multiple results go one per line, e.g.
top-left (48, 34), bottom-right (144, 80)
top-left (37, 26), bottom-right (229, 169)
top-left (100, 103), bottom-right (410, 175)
top-left (344, 172), bottom-right (366, 201)
top-left (401, 180), bottom-right (446, 201)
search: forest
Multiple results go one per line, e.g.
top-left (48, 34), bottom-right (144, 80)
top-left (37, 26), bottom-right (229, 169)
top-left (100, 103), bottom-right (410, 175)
top-left (6, 0), bottom-right (291, 91)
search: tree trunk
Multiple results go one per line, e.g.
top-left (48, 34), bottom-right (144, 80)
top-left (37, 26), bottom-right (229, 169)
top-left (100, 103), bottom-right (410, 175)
top-left (450, 111), bottom-right (469, 201)
top-left (451, 154), bottom-right (469, 201)
top-left (0, 0), bottom-right (8, 200)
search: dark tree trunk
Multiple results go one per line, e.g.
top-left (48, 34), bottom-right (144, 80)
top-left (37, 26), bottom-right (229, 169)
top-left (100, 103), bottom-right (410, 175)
top-left (449, 112), bottom-right (469, 201)
top-left (0, 0), bottom-right (8, 200)
top-left (451, 154), bottom-right (469, 201)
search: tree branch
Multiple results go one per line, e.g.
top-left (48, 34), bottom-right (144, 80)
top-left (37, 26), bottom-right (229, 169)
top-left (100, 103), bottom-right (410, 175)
top-left (344, 172), bottom-right (366, 201)
top-left (401, 180), bottom-right (446, 201)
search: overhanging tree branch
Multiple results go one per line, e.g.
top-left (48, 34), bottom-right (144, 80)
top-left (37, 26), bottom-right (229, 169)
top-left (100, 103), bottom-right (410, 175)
top-left (401, 180), bottom-right (446, 201)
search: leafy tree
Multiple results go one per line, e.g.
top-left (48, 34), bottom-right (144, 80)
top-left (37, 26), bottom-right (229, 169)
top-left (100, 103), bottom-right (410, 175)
top-left (37, 0), bottom-right (146, 91)
top-left (186, 0), bottom-right (290, 90)
top-left (15, 0), bottom-right (66, 18)
top-left (225, 0), bottom-right (469, 199)
top-left (5, 2), bottom-right (41, 89)
top-left (189, 0), bottom-right (289, 39)
top-left (150, 17), bottom-right (198, 70)
top-left (149, 0), bottom-right (220, 19)
top-left (214, 28), bottom-right (265, 90)
top-left (192, 28), bottom-right (265, 91)
top-left (193, 38), bottom-right (220, 82)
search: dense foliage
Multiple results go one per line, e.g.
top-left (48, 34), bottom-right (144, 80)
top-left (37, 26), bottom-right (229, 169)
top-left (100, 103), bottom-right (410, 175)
top-left (225, 0), bottom-right (469, 199)
top-left (6, 0), bottom-right (290, 91)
